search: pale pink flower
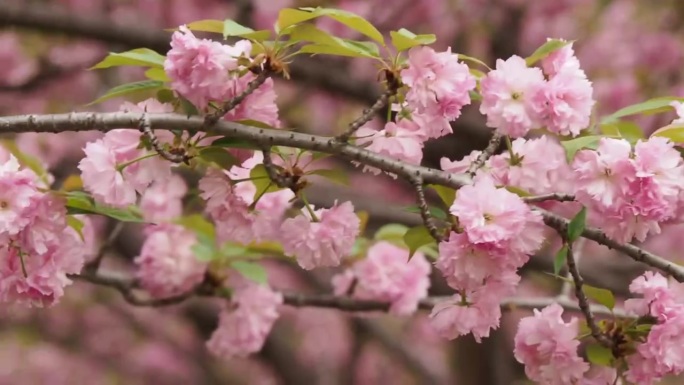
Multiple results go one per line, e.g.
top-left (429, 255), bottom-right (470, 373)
top-left (671, 101), bottom-right (684, 124)
top-left (207, 282), bottom-right (283, 358)
top-left (356, 120), bottom-right (424, 172)
top-left (135, 224), bottom-right (207, 298)
top-left (514, 303), bottom-right (589, 384)
top-left (449, 177), bottom-right (544, 252)
top-left (573, 138), bottom-right (634, 207)
top-left (441, 150), bottom-right (482, 174)
top-left (624, 271), bottom-right (684, 321)
top-left (78, 138), bottom-right (137, 208)
top-left (401, 46), bottom-right (476, 121)
top-left (583, 366), bottom-right (621, 385)
top-left (0, 156), bottom-right (42, 235)
top-left (223, 74), bottom-right (280, 127)
top-left (165, 26), bottom-right (252, 108)
top-left (479, 55), bottom-right (545, 137)
top-left (332, 241), bottom-right (431, 315)
top-left (0, 32), bottom-right (39, 87)
top-left (540, 41), bottom-right (581, 78)
top-left (625, 314), bottom-right (684, 385)
top-left (410, 112), bottom-right (453, 140)
top-left (280, 201), bottom-right (360, 270)
top-left (140, 175), bottom-right (188, 222)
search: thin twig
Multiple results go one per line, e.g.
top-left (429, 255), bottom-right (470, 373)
top-left (83, 221), bottom-right (124, 273)
top-left (410, 176), bottom-right (444, 242)
top-left (335, 87), bottom-right (395, 143)
top-left (523, 193), bottom-right (576, 203)
top-left (564, 238), bottom-right (614, 348)
top-left (204, 70), bottom-right (270, 125)
top-left (466, 132), bottom-right (502, 176)
top-left (561, 238), bottom-right (586, 297)
top-left (260, 146), bottom-right (294, 189)
top-left (138, 112), bottom-right (188, 163)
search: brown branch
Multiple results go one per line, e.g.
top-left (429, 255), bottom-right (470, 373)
top-left (83, 221), bottom-right (124, 273)
top-left (523, 193), bottom-right (575, 204)
top-left (410, 176), bottom-right (444, 242)
top-left (138, 112), bottom-right (189, 163)
top-left (467, 132), bottom-right (502, 176)
top-left (335, 86), bottom-right (395, 143)
top-left (204, 70), bottom-right (270, 125)
top-left (563, 237), bottom-right (613, 348)
top-left (260, 146), bottom-right (294, 190)
top-left (2, 111), bottom-right (683, 282)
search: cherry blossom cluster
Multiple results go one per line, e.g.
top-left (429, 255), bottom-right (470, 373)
top-left (430, 178), bottom-right (545, 341)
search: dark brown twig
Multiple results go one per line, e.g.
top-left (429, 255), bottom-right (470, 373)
top-left (138, 112), bottom-right (188, 163)
top-left (335, 86), bottom-right (395, 143)
top-left (410, 177), bottom-right (444, 242)
top-left (523, 193), bottom-right (576, 203)
top-left (467, 132), bottom-right (502, 176)
top-left (204, 70), bottom-right (270, 125)
top-left (260, 146), bottom-right (294, 189)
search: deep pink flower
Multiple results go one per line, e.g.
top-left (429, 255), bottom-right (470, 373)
top-left (332, 241), bottom-right (431, 315)
top-left (280, 201), bottom-right (360, 270)
top-left (479, 55), bottom-right (545, 137)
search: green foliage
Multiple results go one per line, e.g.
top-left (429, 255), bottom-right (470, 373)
top-left (525, 39), bottom-right (573, 66)
top-left (601, 97), bottom-right (684, 124)
top-left (428, 184), bottom-right (456, 206)
top-left (567, 206), bottom-right (587, 242)
top-left (553, 245), bottom-right (568, 275)
top-left (249, 164), bottom-right (285, 202)
top-left (198, 147), bottom-right (239, 169)
top-left (182, 19), bottom-right (271, 41)
top-left (66, 215), bottom-right (85, 241)
top-left (90, 48), bottom-right (166, 69)
top-left (307, 168), bottom-right (350, 186)
top-left (374, 224), bottom-right (408, 242)
top-left (504, 186), bottom-right (532, 197)
top-left (279, 7), bottom-right (384, 44)
top-left (289, 23), bottom-right (380, 58)
top-left (88, 80), bottom-right (165, 105)
top-left (390, 28), bottom-right (436, 51)
top-left (209, 137), bottom-right (262, 150)
top-left (144, 67), bottom-right (171, 82)
top-left (403, 205), bottom-right (447, 220)
top-left (1, 140), bottom-right (49, 184)
top-left (652, 124), bottom-right (684, 143)
top-left (456, 54), bottom-right (491, 70)
top-left (64, 192), bottom-right (145, 222)
top-left (231, 261), bottom-right (268, 284)
top-left (403, 225), bottom-right (434, 258)
top-left (586, 344), bottom-right (613, 366)
top-left (560, 135), bottom-right (603, 163)
top-left (584, 284), bottom-right (616, 310)
top-left (599, 121), bottom-right (644, 144)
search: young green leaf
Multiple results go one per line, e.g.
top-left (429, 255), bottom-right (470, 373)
top-left (601, 97), bottom-right (684, 124)
top-left (299, 7), bottom-right (384, 44)
top-left (183, 19), bottom-right (224, 34)
top-left (583, 284), bottom-right (615, 310)
top-left (88, 80), bottom-right (165, 105)
top-left (210, 137), bottom-right (261, 150)
top-left (277, 8), bottom-right (321, 30)
top-left (90, 48), bottom-right (166, 69)
top-left (231, 261), bottom-right (268, 284)
top-left (249, 164), bottom-right (284, 201)
top-left (403, 205), bottom-right (447, 220)
top-left (553, 245), bottom-right (568, 276)
top-left (525, 39), bottom-right (572, 66)
top-left (175, 214), bottom-right (216, 241)
top-left (298, 42), bottom-right (377, 58)
top-left (586, 344), bottom-right (613, 366)
top-left (144, 67), bottom-right (171, 82)
top-left (651, 124), bottom-right (684, 143)
top-left (567, 206), bottom-right (587, 242)
top-left (374, 224), bottom-right (408, 241)
top-left (198, 147), bottom-right (239, 169)
top-left (223, 19), bottom-right (271, 40)
top-left (599, 121), bottom-right (644, 143)
top-left (403, 225), bottom-right (435, 258)
top-left (66, 215), bottom-right (85, 242)
top-left (504, 186), bottom-right (532, 197)
top-left (456, 54), bottom-right (491, 70)
top-left (192, 241), bottom-right (216, 262)
top-left (560, 135), bottom-right (603, 163)
top-left (390, 28), bottom-right (436, 51)
top-left (65, 193), bottom-right (145, 222)
top-left (1, 140), bottom-right (49, 184)
top-left (428, 184), bottom-right (456, 206)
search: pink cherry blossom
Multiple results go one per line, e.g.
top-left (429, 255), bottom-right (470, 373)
top-left (540, 42), bottom-right (581, 78)
top-left (625, 314), bottom-right (684, 385)
top-left (223, 74), bottom-right (281, 127)
top-left (78, 138), bottom-right (137, 208)
top-left (0, 156), bottom-right (43, 235)
top-left (0, 32), bottom-right (39, 87)
top-left (356, 120), bottom-right (424, 173)
top-left (573, 138), bottom-right (634, 207)
top-left (401, 46), bottom-right (476, 121)
top-left (514, 303), bottom-right (589, 385)
top-left (207, 281), bottom-right (283, 358)
top-left (280, 201), bottom-right (360, 270)
top-left (164, 25), bottom-right (252, 108)
top-left (135, 224), bottom-right (207, 298)
top-left (332, 241), bottom-right (431, 315)
top-left (140, 175), bottom-right (188, 223)
top-left (479, 55), bottom-right (546, 137)
top-left (441, 150), bottom-right (482, 174)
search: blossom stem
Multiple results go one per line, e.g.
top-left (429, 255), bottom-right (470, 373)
top-left (204, 70), bottom-right (270, 125)
top-left (467, 131), bottom-right (502, 176)
top-left (115, 152), bottom-right (158, 172)
top-left (335, 86), bottom-right (397, 143)
top-left (410, 177), bottom-right (444, 242)
top-left (138, 112), bottom-right (188, 163)
top-left (299, 193), bottom-right (319, 222)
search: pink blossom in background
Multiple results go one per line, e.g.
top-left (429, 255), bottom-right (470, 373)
top-left (135, 224), bottom-right (207, 298)
top-left (280, 201), bottom-right (360, 270)
top-left (332, 241), bottom-right (431, 315)
top-left (140, 175), bottom-right (188, 223)
top-left (0, 32), bottom-right (39, 87)
top-left (207, 281), bottom-right (283, 358)
top-left (514, 303), bottom-right (589, 384)
top-left (440, 150), bottom-right (482, 175)
top-left (479, 55), bottom-right (545, 137)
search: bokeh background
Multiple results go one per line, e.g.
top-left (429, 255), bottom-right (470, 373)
top-left (1, 0), bottom-right (684, 383)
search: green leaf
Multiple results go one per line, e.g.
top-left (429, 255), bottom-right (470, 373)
top-left (403, 225), bottom-right (435, 258)
top-left (144, 67), bottom-right (170, 82)
top-left (599, 121), bottom-right (644, 143)
top-left (198, 147), bottom-right (239, 169)
top-left (156, 88), bottom-right (175, 103)
top-left (586, 344), bottom-right (613, 366)
top-left (525, 39), bottom-right (572, 66)
top-left (553, 245), bottom-right (568, 275)
top-left (652, 124), bottom-right (684, 143)
top-left (403, 205), bottom-right (447, 220)
top-left (298, 7), bottom-right (384, 44)
top-left (374, 224), bottom-right (408, 241)
top-left (456, 54), bottom-right (491, 70)
top-left (65, 193), bottom-right (145, 222)
top-left (175, 214), bottom-right (216, 241)
top-left (567, 206), bottom-right (587, 242)
top-left (178, 95), bottom-right (200, 117)
top-left (584, 284), bottom-right (615, 310)
top-left (308, 168), bottom-right (349, 185)
top-left (560, 135), bottom-right (603, 163)
top-left (223, 19), bottom-right (271, 40)
top-left (90, 48), bottom-right (166, 69)
top-left (277, 8), bottom-right (320, 30)
top-left (249, 164), bottom-right (284, 201)
top-left (428, 184), bottom-right (456, 206)
top-left (184, 19), bottom-right (224, 34)
top-left (390, 28), bottom-right (436, 51)
top-left (1, 140), bottom-right (48, 184)
top-left (66, 215), bottom-right (85, 242)
top-left (192, 241), bottom-right (216, 262)
top-left (504, 186), bottom-right (532, 197)
top-left (601, 97), bottom-right (684, 124)
top-left (231, 261), bottom-right (268, 284)
top-left (210, 137), bottom-right (261, 150)
top-left (218, 243), bottom-right (250, 260)
top-left (88, 80), bottom-right (164, 105)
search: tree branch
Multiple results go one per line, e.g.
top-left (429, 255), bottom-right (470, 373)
top-left (2, 111), bottom-right (683, 282)
top-left (410, 176), bottom-right (444, 242)
top-left (335, 86), bottom-right (395, 143)
top-left (467, 132), bottom-right (502, 176)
